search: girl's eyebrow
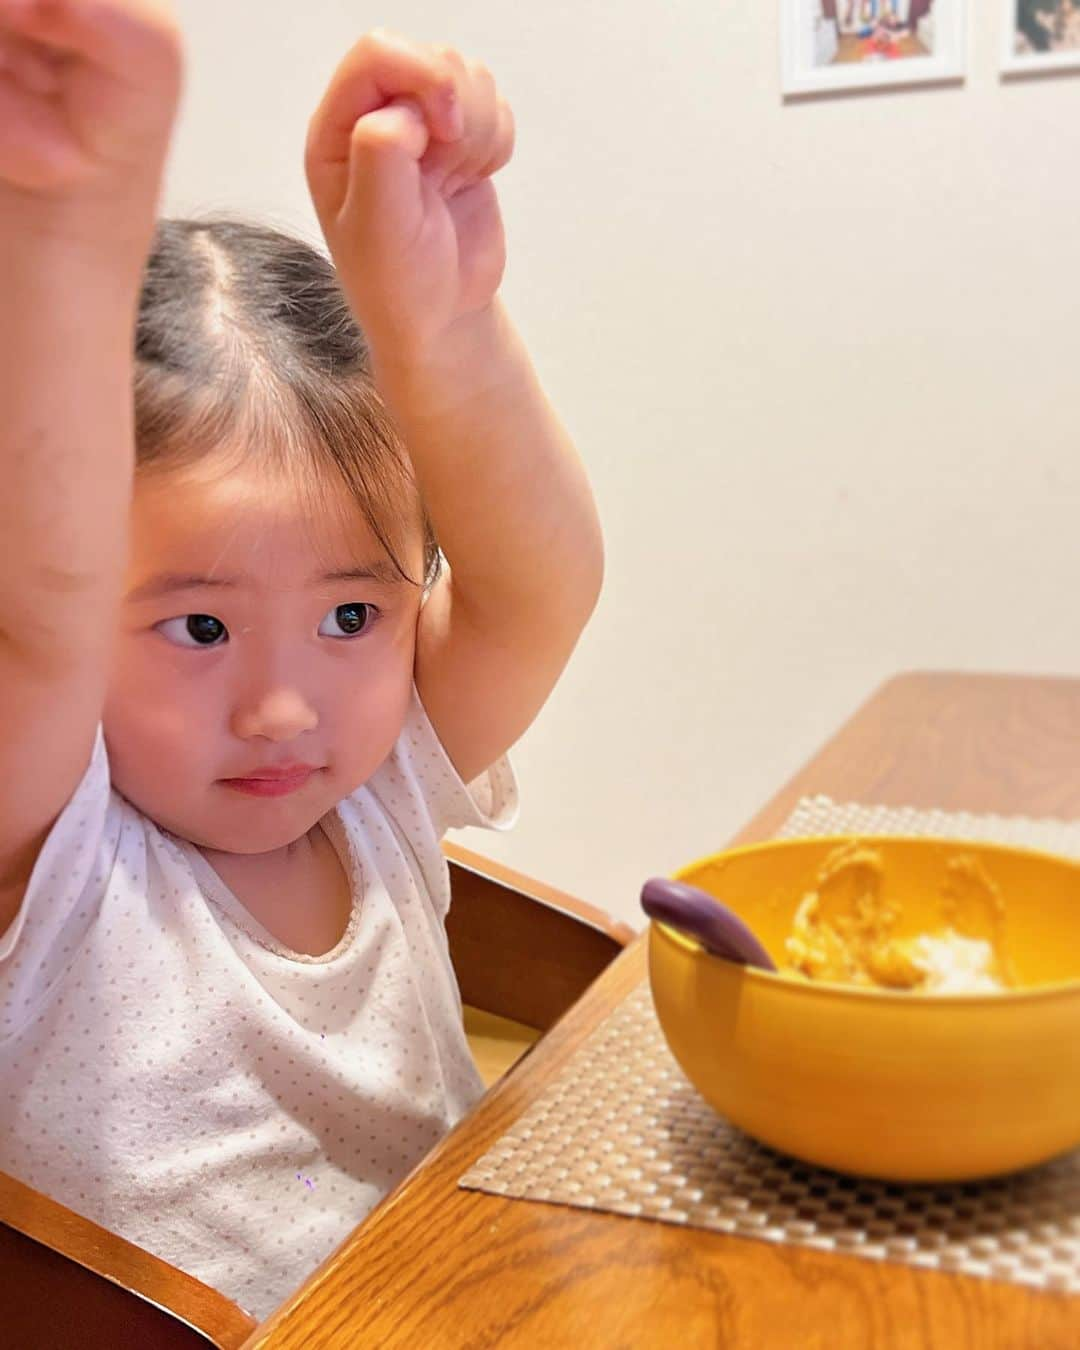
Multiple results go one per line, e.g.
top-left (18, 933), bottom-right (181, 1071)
top-left (319, 564), bottom-right (405, 586)
top-left (128, 562), bottom-right (403, 602)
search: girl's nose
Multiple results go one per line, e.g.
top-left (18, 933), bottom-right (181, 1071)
top-left (230, 687), bottom-right (319, 742)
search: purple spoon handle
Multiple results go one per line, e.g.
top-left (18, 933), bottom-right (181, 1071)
top-left (641, 877), bottom-right (776, 971)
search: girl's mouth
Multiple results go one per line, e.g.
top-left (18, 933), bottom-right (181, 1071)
top-left (219, 766), bottom-right (317, 798)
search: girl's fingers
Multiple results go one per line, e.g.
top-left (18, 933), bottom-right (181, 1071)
top-left (0, 65), bottom-right (85, 186)
top-left (478, 97), bottom-right (515, 181)
top-left (0, 29), bottom-right (64, 94)
top-left (308, 31), bottom-right (516, 216)
top-left (454, 61), bottom-right (498, 182)
top-left (337, 99), bottom-right (429, 228)
top-left (422, 61), bottom-right (509, 197)
top-left (0, 0), bottom-right (178, 79)
top-left (308, 29), bottom-right (464, 174)
top-left (349, 98), bottom-right (429, 165)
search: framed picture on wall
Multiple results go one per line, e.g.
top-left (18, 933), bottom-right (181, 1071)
top-left (781, 1), bottom-right (967, 96)
top-left (1001, 1), bottom-right (1080, 73)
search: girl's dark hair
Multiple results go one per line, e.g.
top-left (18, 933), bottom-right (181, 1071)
top-left (134, 217), bottom-right (438, 587)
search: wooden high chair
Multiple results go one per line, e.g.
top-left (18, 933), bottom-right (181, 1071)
top-left (445, 841), bottom-right (635, 1084)
top-left (0, 846), bottom-right (633, 1348)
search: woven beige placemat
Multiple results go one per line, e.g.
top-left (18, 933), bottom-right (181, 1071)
top-left (459, 797), bottom-right (1080, 1295)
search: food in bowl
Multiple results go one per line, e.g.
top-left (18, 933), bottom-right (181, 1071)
top-left (647, 834), bottom-right (1080, 1180)
top-left (782, 839), bottom-right (1012, 993)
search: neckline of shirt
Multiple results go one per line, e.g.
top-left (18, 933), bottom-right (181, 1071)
top-left (171, 809), bottom-right (367, 966)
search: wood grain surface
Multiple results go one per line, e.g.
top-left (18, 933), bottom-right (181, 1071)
top-left (243, 672), bottom-right (1080, 1349)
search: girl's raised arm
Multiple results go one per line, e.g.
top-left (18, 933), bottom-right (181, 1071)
top-left (0, 0), bottom-right (181, 932)
top-left (307, 34), bottom-right (604, 787)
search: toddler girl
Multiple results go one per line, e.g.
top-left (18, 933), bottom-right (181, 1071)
top-left (0, 2), bottom-right (602, 1319)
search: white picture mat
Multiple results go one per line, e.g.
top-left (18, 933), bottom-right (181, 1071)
top-left (780, 1), bottom-right (968, 96)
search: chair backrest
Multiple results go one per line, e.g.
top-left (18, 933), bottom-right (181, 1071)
top-left (0, 1169), bottom-right (256, 1350)
top-left (444, 842), bottom-right (635, 1029)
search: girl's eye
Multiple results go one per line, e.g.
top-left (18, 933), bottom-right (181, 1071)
top-left (155, 614), bottom-right (229, 648)
top-left (318, 602), bottom-right (375, 638)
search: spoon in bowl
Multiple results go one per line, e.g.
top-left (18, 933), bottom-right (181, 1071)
top-left (640, 877), bottom-right (776, 972)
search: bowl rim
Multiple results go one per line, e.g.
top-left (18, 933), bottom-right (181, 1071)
top-left (666, 832), bottom-right (1080, 1003)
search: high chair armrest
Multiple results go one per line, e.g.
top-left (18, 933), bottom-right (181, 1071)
top-left (0, 1167), bottom-right (256, 1349)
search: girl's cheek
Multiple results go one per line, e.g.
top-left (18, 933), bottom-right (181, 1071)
top-left (118, 636), bottom-right (207, 721)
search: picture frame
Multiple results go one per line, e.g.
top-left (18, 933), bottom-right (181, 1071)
top-left (1000, 0), bottom-right (1080, 74)
top-left (781, 1), bottom-right (968, 97)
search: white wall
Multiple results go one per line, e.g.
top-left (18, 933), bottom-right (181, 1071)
top-left (166, 2), bottom-right (1080, 926)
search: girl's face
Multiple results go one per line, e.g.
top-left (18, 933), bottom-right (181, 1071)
top-left (105, 461), bottom-right (426, 854)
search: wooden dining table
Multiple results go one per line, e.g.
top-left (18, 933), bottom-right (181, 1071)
top-left (242, 672), bottom-right (1080, 1349)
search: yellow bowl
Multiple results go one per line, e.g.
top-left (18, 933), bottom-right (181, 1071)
top-left (647, 835), bottom-right (1080, 1181)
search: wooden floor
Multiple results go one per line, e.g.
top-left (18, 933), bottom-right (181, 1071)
top-left (833, 33), bottom-right (928, 63)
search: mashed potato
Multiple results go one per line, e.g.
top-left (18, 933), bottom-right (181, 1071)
top-left (783, 841), bottom-right (1012, 993)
